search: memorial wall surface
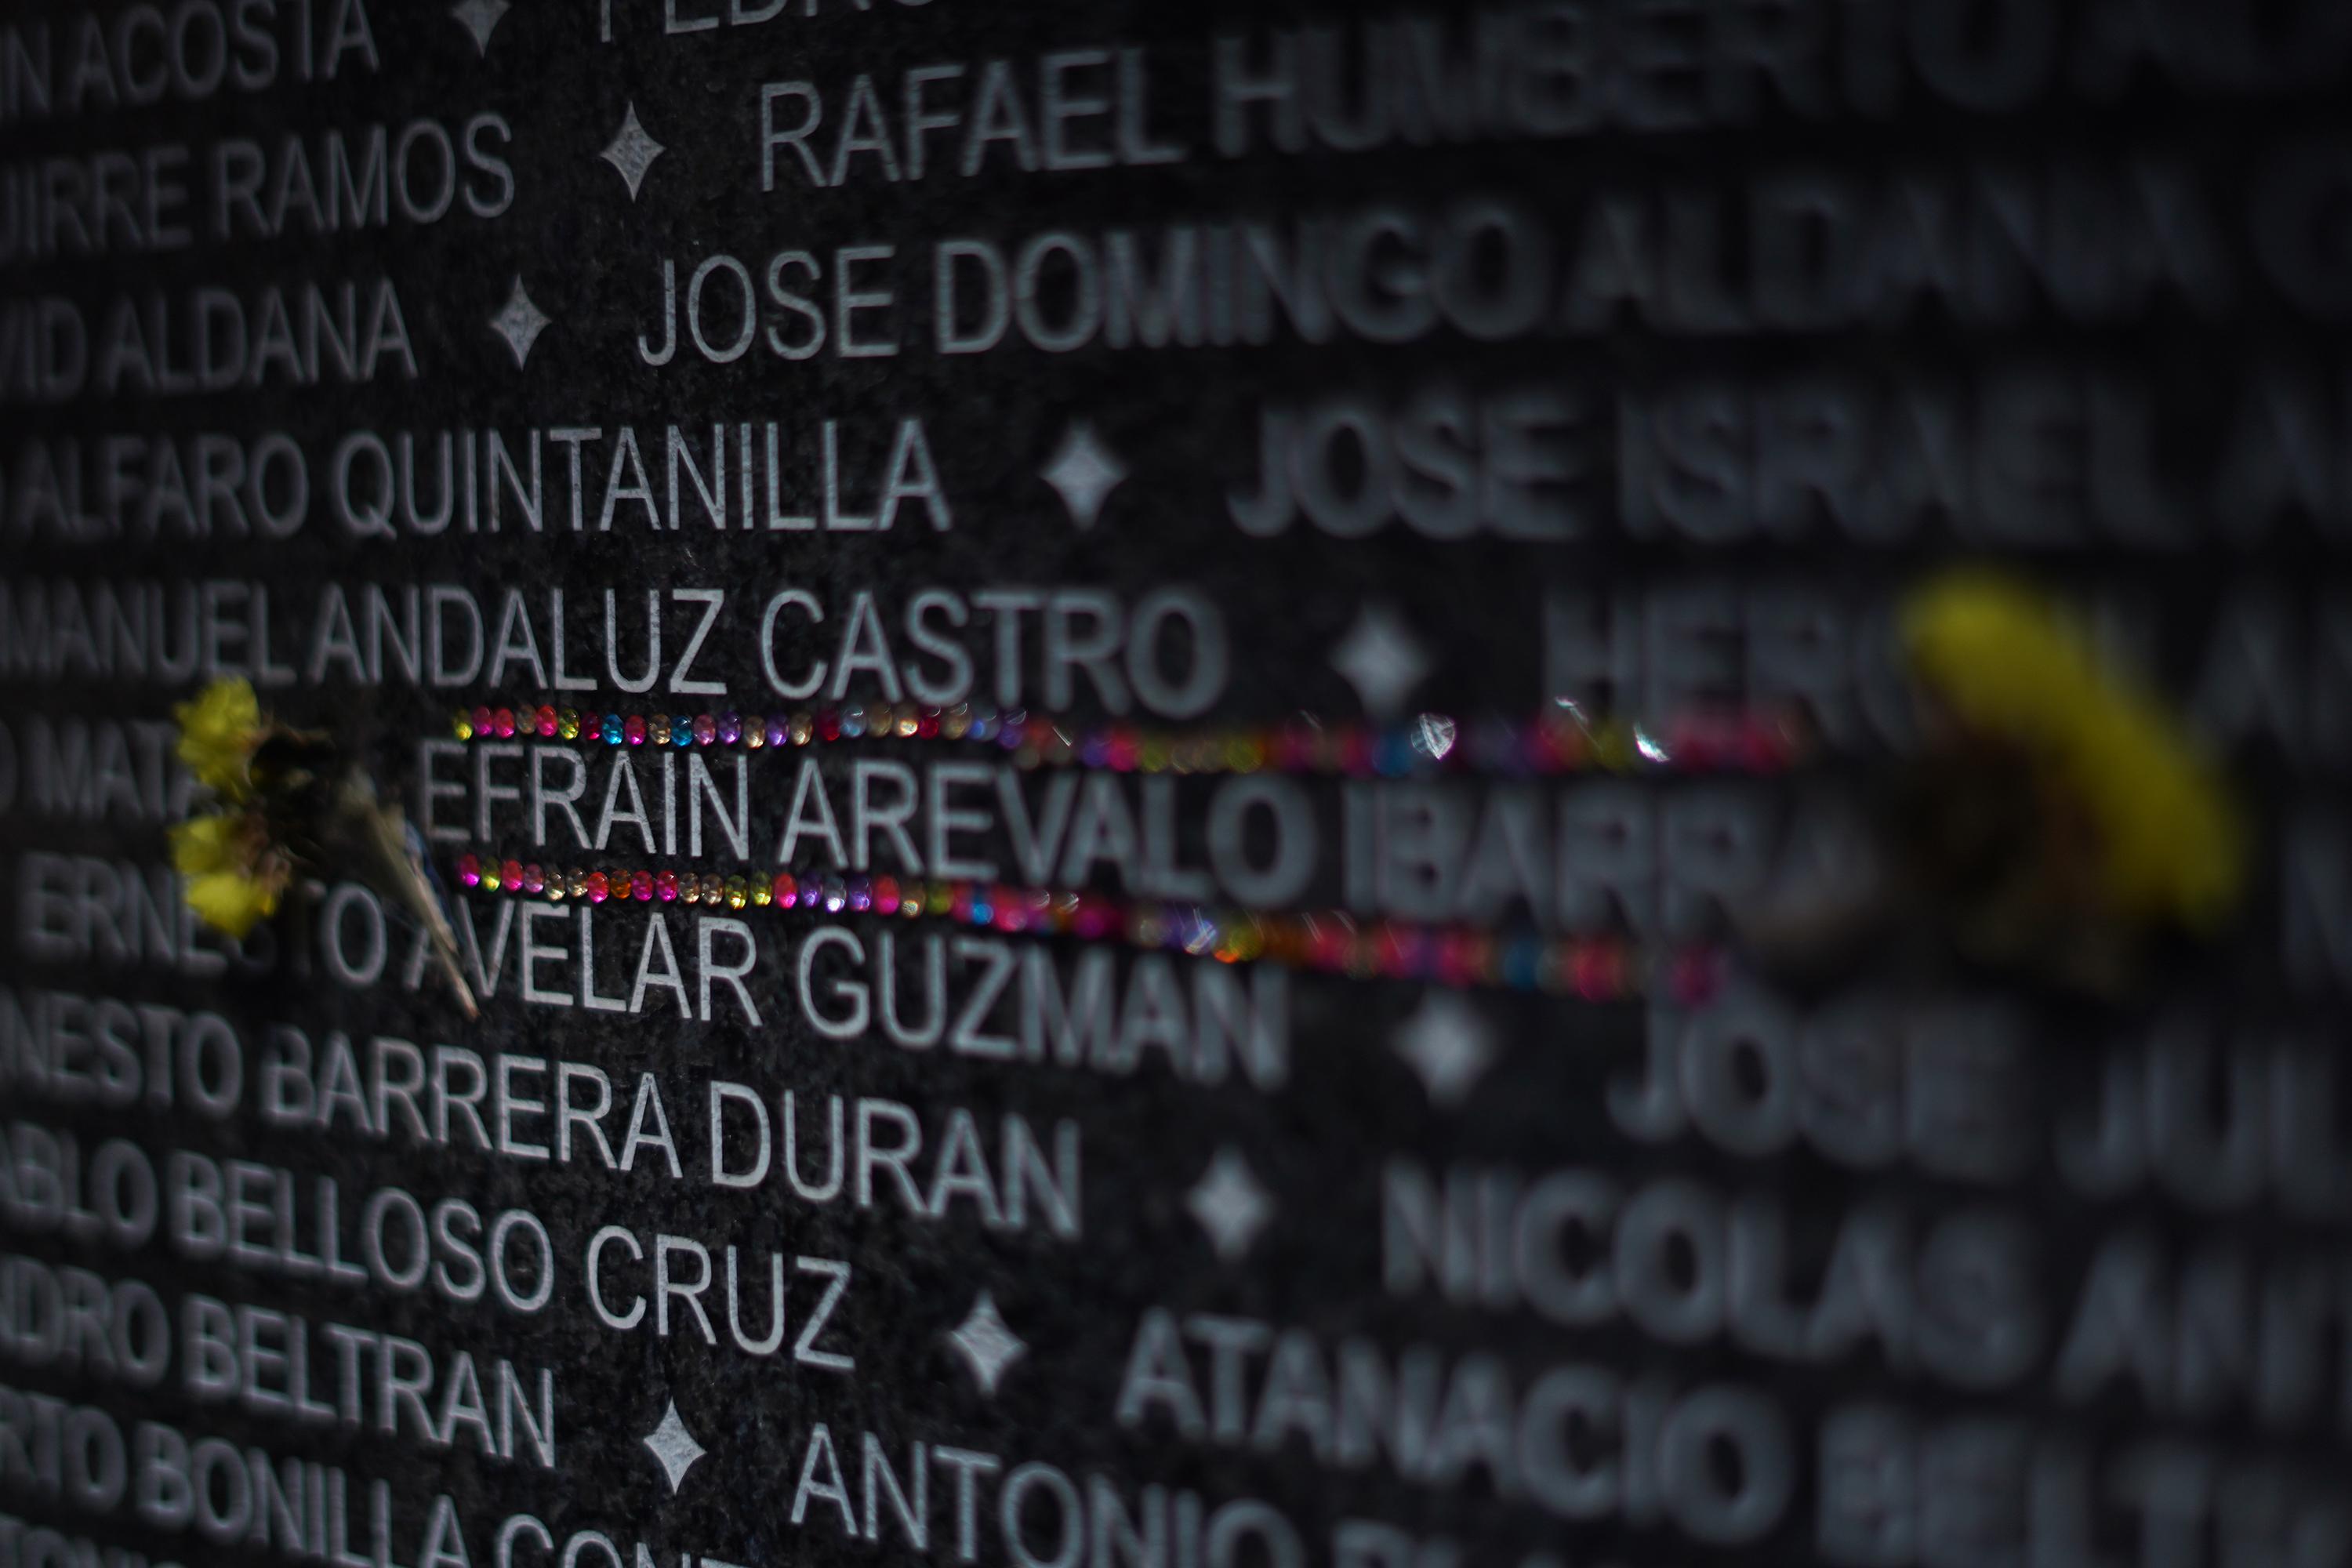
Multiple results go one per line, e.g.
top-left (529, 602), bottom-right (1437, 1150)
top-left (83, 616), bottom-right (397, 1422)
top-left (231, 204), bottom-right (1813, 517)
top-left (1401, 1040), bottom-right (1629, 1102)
top-left (5, 2), bottom-right (2352, 1566)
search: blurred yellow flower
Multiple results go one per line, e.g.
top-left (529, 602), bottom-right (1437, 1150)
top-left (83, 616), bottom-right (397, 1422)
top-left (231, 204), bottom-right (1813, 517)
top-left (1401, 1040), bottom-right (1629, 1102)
top-left (171, 810), bottom-right (281, 938)
top-left (185, 869), bottom-right (278, 938)
top-left (174, 677), bottom-right (261, 799)
top-left (1901, 570), bottom-right (2245, 932)
top-left (169, 813), bottom-right (241, 876)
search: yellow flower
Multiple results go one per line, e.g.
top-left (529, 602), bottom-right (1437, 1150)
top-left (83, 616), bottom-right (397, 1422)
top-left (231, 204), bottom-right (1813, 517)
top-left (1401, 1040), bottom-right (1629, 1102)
top-left (174, 677), bottom-right (261, 799)
top-left (1901, 570), bottom-right (2245, 931)
top-left (170, 813), bottom-right (243, 876)
top-left (185, 870), bottom-right (279, 939)
top-left (171, 810), bottom-right (283, 938)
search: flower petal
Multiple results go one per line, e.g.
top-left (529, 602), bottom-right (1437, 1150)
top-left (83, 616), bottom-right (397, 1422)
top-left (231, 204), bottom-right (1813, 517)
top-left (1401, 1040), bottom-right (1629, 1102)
top-left (174, 677), bottom-right (261, 799)
top-left (1903, 570), bottom-right (2245, 931)
top-left (169, 813), bottom-right (244, 876)
top-left (185, 870), bottom-right (278, 940)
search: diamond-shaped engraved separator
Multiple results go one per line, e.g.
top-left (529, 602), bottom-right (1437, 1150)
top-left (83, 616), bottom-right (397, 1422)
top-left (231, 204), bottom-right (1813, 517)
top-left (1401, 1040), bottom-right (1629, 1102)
top-left (643, 1399), bottom-right (706, 1495)
top-left (948, 1292), bottom-right (1028, 1398)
